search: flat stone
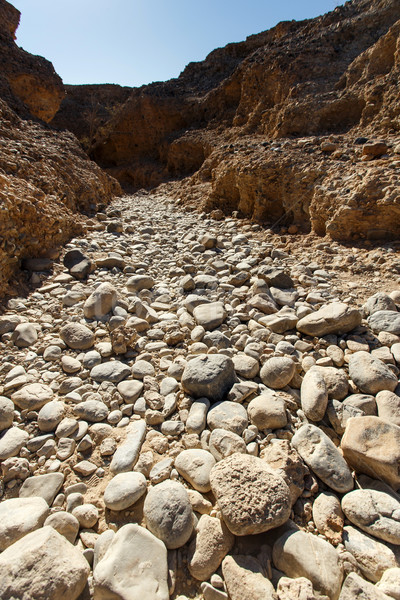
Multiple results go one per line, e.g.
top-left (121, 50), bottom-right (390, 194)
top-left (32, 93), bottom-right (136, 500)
top-left (210, 453), bottom-right (291, 536)
top-left (104, 472), bottom-right (147, 511)
top-left (343, 525), bottom-right (400, 583)
top-left (0, 426), bottom-right (29, 460)
top-left (207, 401), bottom-right (248, 435)
top-left (193, 302), bottom-right (226, 330)
top-left (19, 473), bottom-right (64, 505)
top-left (73, 460), bottom-right (97, 477)
top-left (73, 400), bottom-right (108, 422)
top-left (368, 310), bottom-right (400, 335)
top-left (110, 419), bottom-right (146, 474)
top-left (181, 354), bottom-right (236, 402)
top-left (60, 322), bottom-right (95, 350)
top-left (222, 555), bottom-right (276, 600)
top-left (175, 449), bottom-right (216, 492)
top-left (260, 357), bottom-right (295, 389)
top-left (348, 352), bottom-right (397, 395)
top-left (83, 282), bottom-right (117, 319)
top-left (188, 514), bottom-right (234, 580)
top-left (341, 488), bottom-right (400, 544)
top-left (292, 424), bottom-right (353, 493)
top-left (341, 416), bottom-right (400, 489)
top-left (0, 497), bottom-right (49, 550)
top-left (143, 480), bottom-right (193, 549)
top-left (93, 524), bottom-right (168, 600)
top-left (11, 383), bottom-right (54, 410)
top-left (273, 529), bottom-right (343, 600)
top-left (90, 360), bottom-right (131, 383)
top-left (296, 302), bottom-right (361, 336)
top-left (0, 526), bottom-right (89, 600)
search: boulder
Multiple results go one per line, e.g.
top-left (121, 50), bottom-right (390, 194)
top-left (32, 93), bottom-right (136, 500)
top-left (181, 354), bottom-right (236, 402)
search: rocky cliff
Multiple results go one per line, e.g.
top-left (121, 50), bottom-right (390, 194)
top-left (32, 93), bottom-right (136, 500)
top-left (0, 0), bottom-right (121, 298)
top-left (89, 0), bottom-right (400, 240)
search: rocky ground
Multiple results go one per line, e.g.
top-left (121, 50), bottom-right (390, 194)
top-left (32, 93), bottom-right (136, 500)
top-left (1, 192), bottom-right (400, 600)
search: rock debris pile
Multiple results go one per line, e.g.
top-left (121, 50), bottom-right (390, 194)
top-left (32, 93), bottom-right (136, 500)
top-left (0, 192), bottom-right (400, 600)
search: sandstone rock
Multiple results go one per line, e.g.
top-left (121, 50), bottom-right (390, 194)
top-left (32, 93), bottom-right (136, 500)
top-left (277, 577), bottom-right (325, 600)
top-left (313, 492), bottom-right (344, 545)
top-left (73, 400), bottom-right (108, 422)
top-left (60, 322), bottom-right (95, 350)
top-left (311, 365), bottom-right (349, 400)
top-left (210, 453), bottom-right (291, 535)
top-left (222, 554), bottom-right (276, 600)
top-left (104, 472), bottom-right (147, 511)
top-left (341, 488), bottom-right (400, 544)
top-left (126, 275), bottom-right (155, 292)
top-left (273, 529), bottom-right (343, 600)
top-left (260, 357), bottom-right (295, 389)
top-left (296, 303), bottom-right (361, 336)
top-left (181, 354), bottom-right (236, 402)
top-left (37, 400), bottom-right (65, 432)
top-left (72, 503), bottom-right (99, 528)
top-left (175, 448), bottom-right (216, 492)
top-left (341, 416), bottom-right (400, 489)
top-left (260, 439), bottom-right (306, 504)
top-left (83, 282), bottom-right (118, 319)
top-left (292, 424), bottom-right (353, 493)
top-left (348, 352), bottom-right (397, 395)
top-left (339, 573), bottom-right (392, 600)
top-left (0, 526), bottom-right (89, 600)
top-left (232, 354), bottom-right (259, 378)
top-left (186, 398), bottom-right (210, 434)
top-left (0, 497), bottom-right (49, 550)
top-left (343, 525), bottom-right (400, 583)
top-left (363, 293), bottom-right (397, 316)
top-left (188, 514), bottom-right (234, 580)
top-left (143, 480), bottom-right (193, 549)
top-left (117, 379), bottom-right (144, 403)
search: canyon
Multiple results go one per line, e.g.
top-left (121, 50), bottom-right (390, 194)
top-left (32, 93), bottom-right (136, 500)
top-left (0, 1), bottom-right (400, 600)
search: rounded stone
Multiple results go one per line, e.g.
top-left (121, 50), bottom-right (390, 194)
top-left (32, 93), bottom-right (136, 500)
top-left (174, 449), bottom-right (216, 492)
top-left (209, 428), bottom-right (247, 462)
top-left (44, 511), bottom-right (80, 544)
top-left (11, 383), bottom-right (54, 411)
top-left (72, 503), bottom-right (99, 528)
top-left (104, 472), bottom-right (147, 511)
top-left (143, 480), bottom-right (194, 549)
top-left (348, 351), bottom-right (397, 395)
top-left (90, 360), bottom-right (131, 383)
top-left (60, 322), bottom-right (95, 350)
top-left (181, 354), bottom-right (236, 402)
top-left (209, 453), bottom-right (291, 536)
top-left (248, 393), bottom-right (287, 430)
top-left (232, 354), bottom-right (259, 379)
top-left (83, 282), bottom-right (117, 319)
top-left (300, 368), bottom-right (328, 421)
top-left (11, 323), bottom-right (38, 347)
top-left (207, 401), bottom-right (248, 435)
top-left (0, 396), bottom-right (14, 431)
top-left (260, 357), bottom-right (295, 389)
top-left (73, 400), bottom-right (108, 422)
top-left (37, 401), bottom-right (65, 432)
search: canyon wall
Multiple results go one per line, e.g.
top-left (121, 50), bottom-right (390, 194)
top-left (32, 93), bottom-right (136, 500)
top-left (0, 0), bottom-right (121, 298)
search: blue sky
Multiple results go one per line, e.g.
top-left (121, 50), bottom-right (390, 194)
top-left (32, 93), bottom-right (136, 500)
top-left (11, 0), bottom-right (344, 87)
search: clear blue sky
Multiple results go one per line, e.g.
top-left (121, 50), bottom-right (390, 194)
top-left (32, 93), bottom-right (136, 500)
top-left (11, 0), bottom-right (344, 87)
